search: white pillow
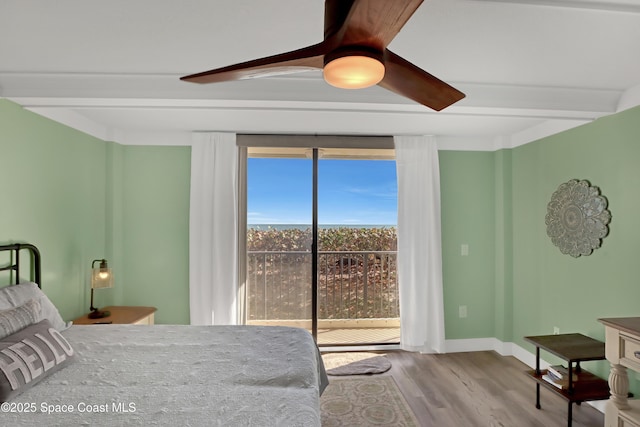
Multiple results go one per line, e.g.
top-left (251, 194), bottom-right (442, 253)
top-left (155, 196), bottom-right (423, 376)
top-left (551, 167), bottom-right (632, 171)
top-left (0, 282), bottom-right (68, 331)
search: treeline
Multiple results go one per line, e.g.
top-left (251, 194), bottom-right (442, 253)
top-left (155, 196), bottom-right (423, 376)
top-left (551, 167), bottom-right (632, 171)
top-left (247, 227), bottom-right (397, 252)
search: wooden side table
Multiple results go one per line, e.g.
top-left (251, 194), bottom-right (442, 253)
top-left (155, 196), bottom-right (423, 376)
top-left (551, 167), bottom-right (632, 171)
top-left (524, 333), bottom-right (610, 427)
top-left (72, 306), bottom-right (157, 325)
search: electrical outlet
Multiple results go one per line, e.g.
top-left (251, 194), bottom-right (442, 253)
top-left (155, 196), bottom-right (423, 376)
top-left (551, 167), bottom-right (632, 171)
top-left (553, 326), bottom-right (560, 335)
top-left (459, 305), bottom-right (468, 318)
top-left (461, 244), bottom-right (469, 256)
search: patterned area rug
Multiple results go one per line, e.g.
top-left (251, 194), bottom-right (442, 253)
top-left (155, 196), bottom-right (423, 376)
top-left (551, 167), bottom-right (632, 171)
top-left (322, 352), bottom-right (391, 375)
top-left (321, 376), bottom-right (419, 426)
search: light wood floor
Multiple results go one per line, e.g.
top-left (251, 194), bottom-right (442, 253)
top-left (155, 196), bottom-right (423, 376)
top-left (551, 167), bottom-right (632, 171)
top-left (345, 350), bottom-right (605, 427)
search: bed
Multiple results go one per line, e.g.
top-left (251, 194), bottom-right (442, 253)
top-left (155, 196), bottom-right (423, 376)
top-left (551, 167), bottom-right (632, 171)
top-left (0, 243), bottom-right (328, 426)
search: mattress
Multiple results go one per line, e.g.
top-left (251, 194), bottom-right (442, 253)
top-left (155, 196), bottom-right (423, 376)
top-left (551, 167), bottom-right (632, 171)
top-left (3, 324), bottom-right (328, 426)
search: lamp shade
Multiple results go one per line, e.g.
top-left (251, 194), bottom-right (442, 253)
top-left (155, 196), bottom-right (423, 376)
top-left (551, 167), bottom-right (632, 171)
top-left (323, 50), bottom-right (385, 89)
top-left (91, 259), bottom-right (113, 289)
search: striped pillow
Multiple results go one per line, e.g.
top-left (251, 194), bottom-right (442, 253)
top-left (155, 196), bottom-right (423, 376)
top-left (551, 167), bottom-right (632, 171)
top-left (0, 283), bottom-right (68, 331)
top-left (0, 300), bottom-right (42, 340)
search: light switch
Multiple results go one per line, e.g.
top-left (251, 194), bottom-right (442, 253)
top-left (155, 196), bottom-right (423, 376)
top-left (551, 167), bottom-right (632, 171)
top-left (461, 244), bottom-right (469, 256)
top-left (459, 305), bottom-right (468, 318)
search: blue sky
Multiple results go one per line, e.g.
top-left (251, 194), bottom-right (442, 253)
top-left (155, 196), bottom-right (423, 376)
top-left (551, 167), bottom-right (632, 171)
top-left (247, 158), bottom-right (397, 225)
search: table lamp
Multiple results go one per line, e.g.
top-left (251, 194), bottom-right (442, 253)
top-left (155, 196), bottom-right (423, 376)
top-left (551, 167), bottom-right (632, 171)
top-left (89, 259), bottom-right (113, 319)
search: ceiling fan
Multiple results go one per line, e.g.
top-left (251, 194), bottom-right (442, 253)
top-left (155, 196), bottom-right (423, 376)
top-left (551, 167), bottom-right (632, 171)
top-left (180, 0), bottom-right (464, 111)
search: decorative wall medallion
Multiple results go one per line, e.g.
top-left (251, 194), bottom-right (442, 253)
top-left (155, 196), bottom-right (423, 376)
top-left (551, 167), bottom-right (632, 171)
top-left (545, 179), bottom-right (611, 258)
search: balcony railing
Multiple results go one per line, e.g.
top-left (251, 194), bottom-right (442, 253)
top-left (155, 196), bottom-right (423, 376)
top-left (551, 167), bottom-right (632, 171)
top-left (246, 250), bottom-right (399, 322)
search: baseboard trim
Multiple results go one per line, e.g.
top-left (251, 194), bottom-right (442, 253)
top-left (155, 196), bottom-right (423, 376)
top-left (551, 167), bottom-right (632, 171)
top-left (445, 337), bottom-right (505, 354)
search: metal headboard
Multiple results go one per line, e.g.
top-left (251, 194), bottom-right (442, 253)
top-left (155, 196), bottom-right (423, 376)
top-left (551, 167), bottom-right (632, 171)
top-left (0, 243), bottom-right (41, 288)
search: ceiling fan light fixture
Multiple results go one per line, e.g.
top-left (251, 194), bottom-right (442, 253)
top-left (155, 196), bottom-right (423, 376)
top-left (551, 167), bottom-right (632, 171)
top-left (182, 1), bottom-right (465, 110)
top-left (323, 49), bottom-right (385, 89)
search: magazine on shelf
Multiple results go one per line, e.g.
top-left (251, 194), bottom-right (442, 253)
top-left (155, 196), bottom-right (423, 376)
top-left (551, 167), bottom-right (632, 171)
top-left (547, 365), bottom-right (578, 381)
top-left (542, 373), bottom-right (572, 389)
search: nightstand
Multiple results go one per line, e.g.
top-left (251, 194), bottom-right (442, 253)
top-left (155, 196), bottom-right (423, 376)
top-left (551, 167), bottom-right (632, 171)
top-left (72, 306), bottom-right (157, 325)
top-left (524, 333), bottom-right (609, 427)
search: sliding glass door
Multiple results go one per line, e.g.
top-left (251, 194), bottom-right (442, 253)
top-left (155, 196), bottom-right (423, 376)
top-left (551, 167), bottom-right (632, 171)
top-left (245, 153), bottom-right (313, 331)
top-left (316, 155), bottom-right (399, 345)
top-left (244, 146), bottom-right (399, 346)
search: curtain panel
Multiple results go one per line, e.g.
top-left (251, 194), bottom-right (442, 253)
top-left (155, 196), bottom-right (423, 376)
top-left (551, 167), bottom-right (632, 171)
top-left (189, 132), bottom-right (238, 325)
top-left (394, 135), bottom-right (446, 353)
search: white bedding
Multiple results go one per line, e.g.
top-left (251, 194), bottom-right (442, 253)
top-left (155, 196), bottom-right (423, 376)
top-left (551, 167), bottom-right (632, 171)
top-left (3, 324), bottom-right (328, 426)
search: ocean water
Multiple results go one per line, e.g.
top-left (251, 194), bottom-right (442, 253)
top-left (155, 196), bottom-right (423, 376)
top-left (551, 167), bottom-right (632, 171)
top-left (248, 224), bottom-right (396, 230)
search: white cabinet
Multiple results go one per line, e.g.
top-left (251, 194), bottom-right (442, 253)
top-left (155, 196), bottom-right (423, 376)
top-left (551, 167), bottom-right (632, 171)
top-left (600, 317), bottom-right (640, 427)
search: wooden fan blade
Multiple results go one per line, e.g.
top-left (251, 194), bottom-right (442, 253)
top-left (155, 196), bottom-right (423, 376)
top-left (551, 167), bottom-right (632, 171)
top-left (181, 42), bottom-right (332, 84)
top-left (328, 0), bottom-right (424, 50)
top-left (378, 49), bottom-right (465, 111)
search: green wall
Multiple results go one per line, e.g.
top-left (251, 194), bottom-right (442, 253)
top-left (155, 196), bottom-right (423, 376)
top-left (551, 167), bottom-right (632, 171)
top-left (0, 100), bottom-right (191, 324)
top-left (510, 106), bottom-right (640, 383)
top-left (493, 149), bottom-right (513, 343)
top-left (440, 151), bottom-right (497, 339)
top-left (511, 107), bottom-right (640, 342)
top-left (120, 146), bottom-right (190, 324)
top-left (0, 99), bottom-right (110, 319)
top-left (439, 106), bottom-right (640, 352)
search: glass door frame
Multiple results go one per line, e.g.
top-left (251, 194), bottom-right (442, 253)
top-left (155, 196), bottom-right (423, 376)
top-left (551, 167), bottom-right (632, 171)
top-left (311, 148), bottom-right (319, 339)
top-left (238, 135), bottom-right (398, 347)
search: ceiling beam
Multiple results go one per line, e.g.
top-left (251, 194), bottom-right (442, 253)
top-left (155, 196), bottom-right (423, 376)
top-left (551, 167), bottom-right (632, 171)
top-left (468, 0), bottom-right (640, 13)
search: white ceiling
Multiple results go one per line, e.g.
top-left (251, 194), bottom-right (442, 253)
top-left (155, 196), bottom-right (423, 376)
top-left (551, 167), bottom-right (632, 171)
top-left (2, 0), bottom-right (640, 150)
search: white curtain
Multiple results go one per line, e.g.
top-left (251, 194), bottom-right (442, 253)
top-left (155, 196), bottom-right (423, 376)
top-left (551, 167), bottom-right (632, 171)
top-left (189, 132), bottom-right (238, 325)
top-left (394, 135), bottom-right (446, 353)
